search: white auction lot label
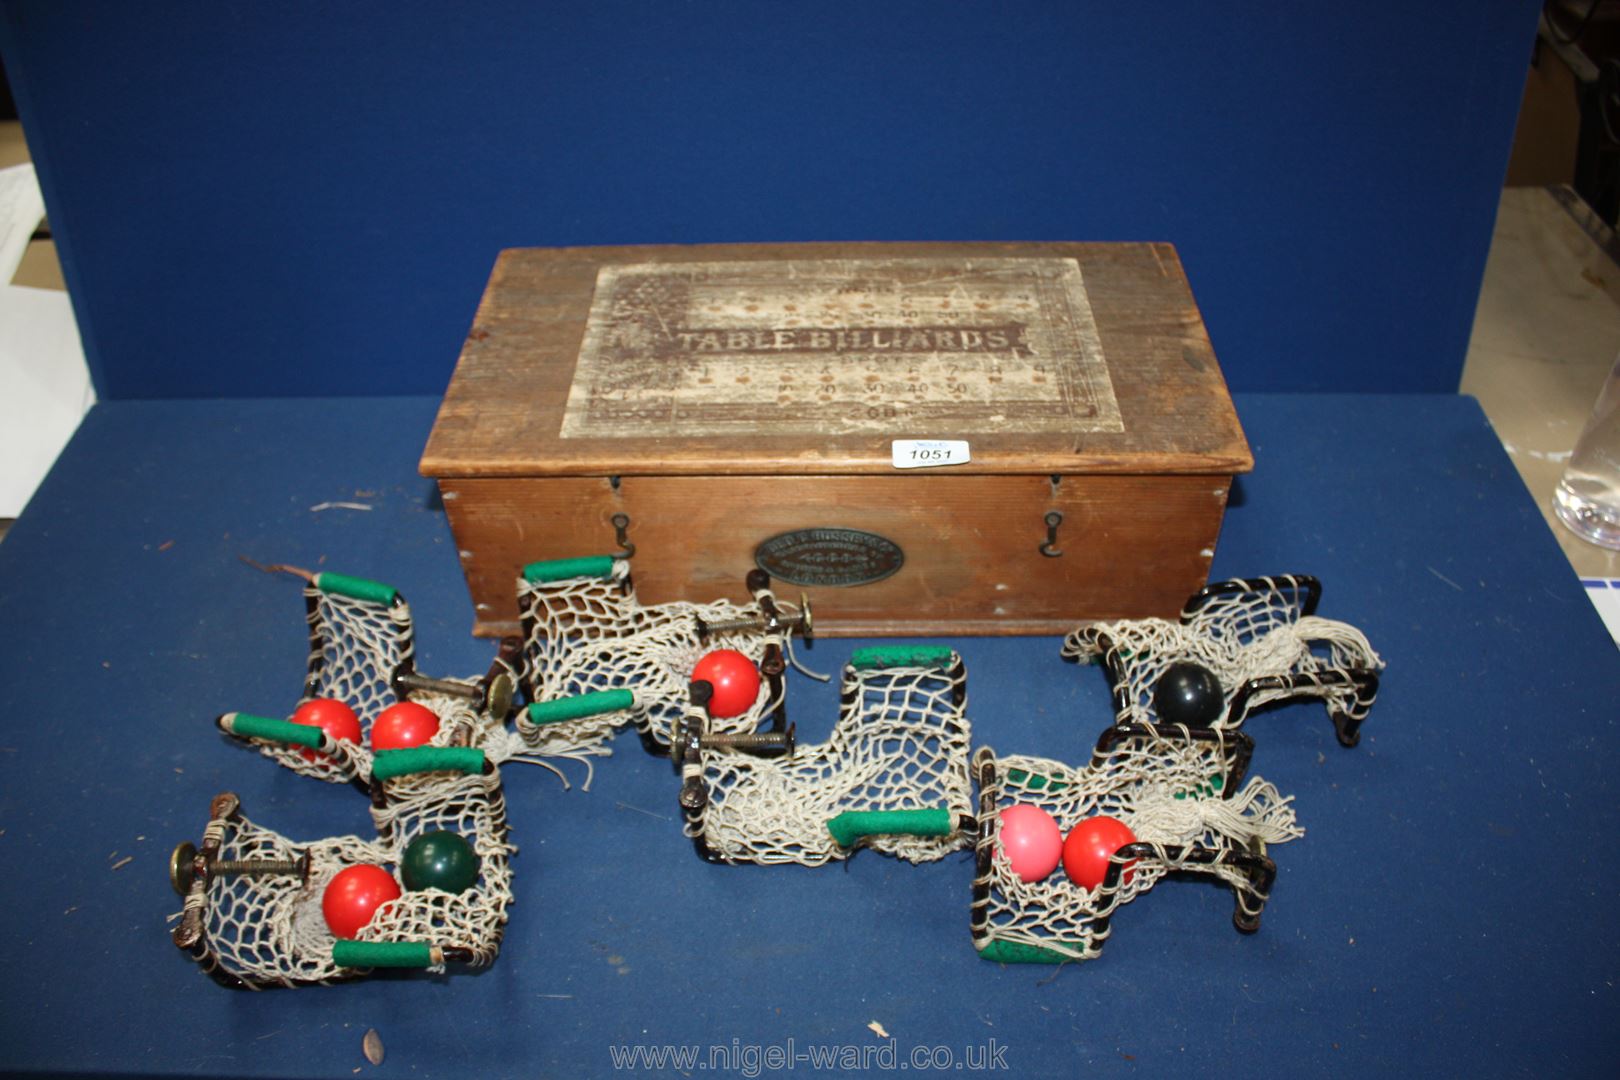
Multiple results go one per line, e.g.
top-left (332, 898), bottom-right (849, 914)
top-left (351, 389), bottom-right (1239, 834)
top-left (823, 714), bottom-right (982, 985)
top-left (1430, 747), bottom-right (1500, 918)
top-left (891, 439), bottom-right (971, 469)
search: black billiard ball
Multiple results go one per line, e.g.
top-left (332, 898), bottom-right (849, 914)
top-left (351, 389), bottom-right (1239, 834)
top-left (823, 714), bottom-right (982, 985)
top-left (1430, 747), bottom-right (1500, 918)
top-left (1152, 661), bottom-right (1225, 727)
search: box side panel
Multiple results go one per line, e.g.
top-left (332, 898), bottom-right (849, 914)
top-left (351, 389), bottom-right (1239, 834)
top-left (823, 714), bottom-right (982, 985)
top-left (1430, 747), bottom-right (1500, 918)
top-left (441, 473), bottom-right (1229, 637)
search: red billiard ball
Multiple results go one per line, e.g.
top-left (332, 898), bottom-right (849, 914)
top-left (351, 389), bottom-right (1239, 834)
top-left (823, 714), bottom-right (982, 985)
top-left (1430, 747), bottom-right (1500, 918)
top-left (290, 698), bottom-right (361, 762)
top-left (997, 804), bottom-right (1064, 883)
top-left (371, 701), bottom-right (441, 751)
top-left (691, 649), bottom-right (762, 719)
top-left (1062, 816), bottom-right (1138, 891)
top-left (322, 864), bottom-right (401, 938)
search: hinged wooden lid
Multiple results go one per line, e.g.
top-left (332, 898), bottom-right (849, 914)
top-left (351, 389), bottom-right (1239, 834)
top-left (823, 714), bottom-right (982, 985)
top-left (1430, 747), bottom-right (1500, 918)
top-left (422, 242), bottom-right (1250, 478)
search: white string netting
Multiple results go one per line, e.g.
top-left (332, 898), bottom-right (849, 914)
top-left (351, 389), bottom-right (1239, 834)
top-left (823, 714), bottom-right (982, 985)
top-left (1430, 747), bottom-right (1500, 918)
top-left (689, 658), bottom-right (973, 865)
top-left (178, 770), bottom-right (513, 988)
top-left (970, 732), bottom-right (1302, 963)
top-left (513, 563), bottom-right (793, 772)
top-left (235, 587), bottom-right (517, 783)
top-left (362, 770), bottom-right (515, 966)
top-left (1061, 577), bottom-right (1383, 728)
top-left (238, 588), bottom-right (416, 784)
top-left (379, 686), bottom-right (518, 794)
top-left (306, 589), bottom-right (415, 727)
top-left (420, 687), bottom-right (507, 749)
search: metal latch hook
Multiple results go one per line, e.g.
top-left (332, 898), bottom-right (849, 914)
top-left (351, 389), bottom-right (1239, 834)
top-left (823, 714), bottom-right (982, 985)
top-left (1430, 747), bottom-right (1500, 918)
top-left (611, 512), bottom-right (635, 559)
top-left (1039, 511), bottom-right (1063, 557)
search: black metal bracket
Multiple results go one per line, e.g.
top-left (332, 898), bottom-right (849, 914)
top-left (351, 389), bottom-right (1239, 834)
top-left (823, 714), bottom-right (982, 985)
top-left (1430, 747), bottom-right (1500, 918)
top-left (1223, 667), bottom-right (1380, 747)
top-left (1094, 723), bottom-right (1255, 795)
top-left (1181, 573), bottom-right (1321, 621)
top-left (1090, 841), bottom-right (1278, 938)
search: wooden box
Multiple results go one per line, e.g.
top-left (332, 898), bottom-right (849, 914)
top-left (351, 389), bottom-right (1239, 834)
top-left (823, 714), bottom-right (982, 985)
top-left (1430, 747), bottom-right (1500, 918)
top-left (421, 242), bottom-right (1250, 637)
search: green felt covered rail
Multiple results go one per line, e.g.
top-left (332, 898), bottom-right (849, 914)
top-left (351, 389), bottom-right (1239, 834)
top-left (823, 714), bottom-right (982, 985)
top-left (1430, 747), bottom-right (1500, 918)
top-left (1173, 773), bottom-right (1225, 800)
top-left (1004, 767), bottom-right (1070, 794)
top-left (220, 712), bottom-right (323, 749)
top-left (848, 646), bottom-right (956, 671)
top-left (332, 939), bottom-right (436, 968)
top-left (313, 572), bottom-right (399, 606)
top-left (371, 747), bottom-right (486, 779)
top-left (825, 807), bottom-right (954, 847)
top-left (976, 939), bottom-right (1074, 964)
top-left (522, 556), bottom-right (617, 583)
top-left (527, 689), bottom-right (636, 726)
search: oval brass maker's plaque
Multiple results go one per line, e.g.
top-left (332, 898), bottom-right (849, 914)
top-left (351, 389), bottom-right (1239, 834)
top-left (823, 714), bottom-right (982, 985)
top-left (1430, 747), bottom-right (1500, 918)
top-left (755, 528), bottom-right (904, 588)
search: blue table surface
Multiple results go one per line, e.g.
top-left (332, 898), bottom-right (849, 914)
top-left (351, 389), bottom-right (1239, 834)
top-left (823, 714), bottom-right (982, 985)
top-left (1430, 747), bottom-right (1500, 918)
top-left (0, 393), bottom-right (1616, 1078)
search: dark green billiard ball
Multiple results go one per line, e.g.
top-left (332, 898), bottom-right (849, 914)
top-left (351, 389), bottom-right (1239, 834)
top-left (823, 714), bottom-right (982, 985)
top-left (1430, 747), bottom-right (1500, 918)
top-left (1152, 662), bottom-right (1225, 727)
top-left (400, 830), bottom-right (479, 894)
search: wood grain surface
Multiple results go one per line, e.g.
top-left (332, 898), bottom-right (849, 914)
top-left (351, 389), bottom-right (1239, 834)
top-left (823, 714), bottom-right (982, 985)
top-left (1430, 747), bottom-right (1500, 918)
top-left (425, 242), bottom-right (1246, 635)
top-left (442, 473), bottom-right (1230, 637)
top-left (421, 242), bottom-right (1250, 477)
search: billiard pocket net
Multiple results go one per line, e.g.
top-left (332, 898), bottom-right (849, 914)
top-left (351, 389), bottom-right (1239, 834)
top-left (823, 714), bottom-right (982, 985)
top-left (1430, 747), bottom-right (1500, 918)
top-left (682, 646), bottom-right (973, 865)
top-left (222, 572), bottom-right (411, 783)
top-left (359, 752), bottom-right (515, 969)
top-left (218, 572), bottom-right (511, 784)
top-left (512, 558), bottom-right (804, 774)
top-left (1061, 574), bottom-right (1384, 746)
top-left (970, 725), bottom-right (1302, 964)
top-left (171, 749), bottom-right (514, 988)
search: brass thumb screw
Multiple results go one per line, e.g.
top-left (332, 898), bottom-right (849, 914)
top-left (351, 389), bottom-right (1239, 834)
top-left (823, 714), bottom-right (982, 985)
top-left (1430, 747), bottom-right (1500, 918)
top-left (696, 596), bottom-right (814, 640)
top-left (393, 670), bottom-right (515, 718)
top-left (169, 841), bottom-right (312, 895)
top-left (698, 725), bottom-right (796, 756)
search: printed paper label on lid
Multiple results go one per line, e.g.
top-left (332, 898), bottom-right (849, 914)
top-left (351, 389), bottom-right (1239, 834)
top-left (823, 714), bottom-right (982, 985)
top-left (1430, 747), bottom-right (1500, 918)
top-left (559, 256), bottom-right (1123, 439)
top-left (892, 439), bottom-right (970, 469)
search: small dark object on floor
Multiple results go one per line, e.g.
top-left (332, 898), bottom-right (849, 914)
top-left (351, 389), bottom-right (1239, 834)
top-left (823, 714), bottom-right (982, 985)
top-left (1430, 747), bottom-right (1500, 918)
top-left (1152, 662), bottom-right (1224, 726)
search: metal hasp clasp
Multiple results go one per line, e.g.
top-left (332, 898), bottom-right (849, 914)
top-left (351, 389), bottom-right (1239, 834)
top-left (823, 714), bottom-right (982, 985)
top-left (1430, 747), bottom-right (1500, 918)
top-left (1039, 511), bottom-right (1064, 557)
top-left (611, 512), bottom-right (635, 558)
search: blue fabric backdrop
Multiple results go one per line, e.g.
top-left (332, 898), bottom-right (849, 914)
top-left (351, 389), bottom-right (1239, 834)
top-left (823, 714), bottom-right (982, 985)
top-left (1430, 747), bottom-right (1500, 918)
top-left (0, 2), bottom-right (1539, 399)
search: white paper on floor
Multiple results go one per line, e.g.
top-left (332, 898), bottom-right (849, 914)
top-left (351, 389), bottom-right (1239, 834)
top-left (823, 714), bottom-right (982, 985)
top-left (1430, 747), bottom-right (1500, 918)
top-left (0, 162), bottom-right (94, 518)
top-left (1583, 579), bottom-right (1620, 648)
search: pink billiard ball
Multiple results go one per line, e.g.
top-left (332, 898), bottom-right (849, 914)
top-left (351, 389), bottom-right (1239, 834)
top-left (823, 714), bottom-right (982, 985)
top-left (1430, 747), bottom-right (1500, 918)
top-left (371, 701), bottom-right (441, 751)
top-left (691, 649), bottom-right (762, 719)
top-left (996, 804), bottom-right (1063, 883)
top-left (290, 698), bottom-right (361, 763)
top-left (322, 864), bottom-right (401, 939)
top-left (1062, 816), bottom-right (1139, 891)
